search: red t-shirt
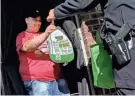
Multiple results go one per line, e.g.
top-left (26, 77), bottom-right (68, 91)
top-left (16, 31), bottom-right (61, 81)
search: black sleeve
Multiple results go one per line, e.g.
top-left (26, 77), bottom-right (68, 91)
top-left (54, 0), bottom-right (99, 19)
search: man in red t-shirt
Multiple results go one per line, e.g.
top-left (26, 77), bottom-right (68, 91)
top-left (16, 9), bottom-right (70, 95)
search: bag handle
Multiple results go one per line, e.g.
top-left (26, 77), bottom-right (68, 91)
top-left (50, 20), bottom-right (55, 25)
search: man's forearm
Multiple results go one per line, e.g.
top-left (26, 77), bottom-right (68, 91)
top-left (22, 32), bottom-right (49, 52)
top-left (54, 0), bottom-right (99, 19)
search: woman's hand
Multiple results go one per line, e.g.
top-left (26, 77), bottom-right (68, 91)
top-left (45, 24), bottom-right (56, 36)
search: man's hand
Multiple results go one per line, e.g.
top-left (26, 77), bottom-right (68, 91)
top-left (89, 32), bottom-right (97, 46)
top-left (45, 24), bottom-right (56, 35)
top-left (46, 9), bottom-right (56, 22)
top-left (81, 22), bottom-right (97, 46)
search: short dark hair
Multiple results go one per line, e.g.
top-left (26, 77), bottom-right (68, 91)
top-left (24, 9), bottom-right (41, 18)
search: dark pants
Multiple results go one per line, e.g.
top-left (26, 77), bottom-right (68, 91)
top-left (103, 35), bottom-right (135, 95)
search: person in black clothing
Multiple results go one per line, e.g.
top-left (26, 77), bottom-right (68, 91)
top-left (47, 0), bottom-right (135, 95)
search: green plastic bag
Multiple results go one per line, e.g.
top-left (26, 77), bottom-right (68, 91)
top-left (47, 27), bottom-right (74, 63)
top-left (90, 31), bottom-right (115, 89)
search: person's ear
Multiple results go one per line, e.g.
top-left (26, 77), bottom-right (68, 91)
top-left (25, 18), bottom-right (28, 24)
